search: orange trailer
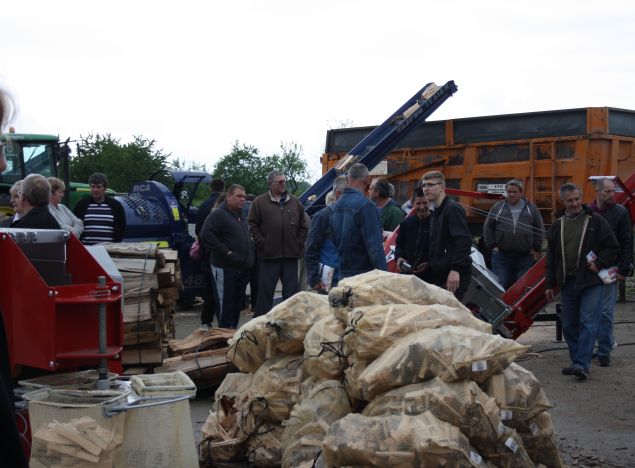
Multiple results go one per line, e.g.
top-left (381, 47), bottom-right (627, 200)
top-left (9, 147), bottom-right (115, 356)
top-left (322, 107), bottom-right (635, 231)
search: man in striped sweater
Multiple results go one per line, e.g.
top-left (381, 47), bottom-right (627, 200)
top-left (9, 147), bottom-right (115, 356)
top-left (73, 172), bottom-right (126, 244)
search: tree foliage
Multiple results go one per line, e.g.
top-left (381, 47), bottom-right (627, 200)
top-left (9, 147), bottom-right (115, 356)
top-left (70, 134), bottom-right (170, 192)
top-left (213, 141), bottom-right (311, 196)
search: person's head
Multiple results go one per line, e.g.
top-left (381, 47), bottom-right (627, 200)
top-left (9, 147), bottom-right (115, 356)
top-left (21, 174), bottom-right (51, 209)
top-left (225, 184), bottom-right (246, 211)
top-left (421, 171), bottom-right (445, 203)
top-left (593, 177), bottom-right (615, 207)
top-left (346, 163), bottom-right (370, 192)
top-left (412, 187), bottom-right (430, 220)
top-left (325, 191), bottom-right (335, 206)
top-left (88, 172), bottom-right (108, 203)
top-left (9, 180), bottom-right (24, 215)
top-left (246, 193), bottom-right (255, 202)
top-left (369, 178), bottom-right (391, 202)
top-left (48, 177), bottom-right (66, 206)
top-left (267, 170), bottom-right (287, 196)
top-left (210, 178), bottom-right (225, 193)
top-left (559, 183), bottom-right (583, 216)
top-left (332, 175), bottom-right (347, 201)
top-left (505, 179), bottom-right (524, 205)
top-left (409, 179), bottom-right (423, 203)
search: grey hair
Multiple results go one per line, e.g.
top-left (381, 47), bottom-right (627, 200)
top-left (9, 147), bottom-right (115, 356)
top-left (9, 179), bottom-right (22, 196)
top-left (388, 182), bottom-right (395, 198)
top-left (21, 174), bottom-right (51, 207)
top-left (505, 179), bottom-right (524, 192)
top-left (325, 191), bottom-right (335, 206)
top-left (593, 177), bottom-right (614, 191)
top-left (332, 175), bottom-right (347, 194)
top-left (347, 163), bottom-right (369, 182)
top-left (559, 182), bottom-right (582, 199)
top-left (267, 170), bottom-right (285, 186)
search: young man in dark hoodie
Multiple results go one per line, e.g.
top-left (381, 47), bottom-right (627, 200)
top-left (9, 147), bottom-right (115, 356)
top-left (588, 178), bottom-right (634, 366)
top-left (199, 184), bottom-right (254, 328)
top-left (422, 171), bottom-right (473, 302)
top-left (545, 183), bottom-right (619, 380)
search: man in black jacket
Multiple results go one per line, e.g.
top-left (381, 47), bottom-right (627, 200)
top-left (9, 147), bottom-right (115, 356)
top-left (589, 178), bottom-right (634, 366)
top-left (200, 184), bottom-right (254, 328)
top-left (12, 174), bottom-right (60, 230)
top-left (73, 173), bottom-right (126, 244)
top-left (395, 187), bottom-right (433, 283)
top-left (422, 171), bottom-right (472, 301)
top-left (545, 183), bottom-right (619, 380)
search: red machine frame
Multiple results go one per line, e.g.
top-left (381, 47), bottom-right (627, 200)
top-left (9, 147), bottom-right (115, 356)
top-left (384, 175), bottom-right (635, 339)
top-left (0, 232), bottom-right (123, 373)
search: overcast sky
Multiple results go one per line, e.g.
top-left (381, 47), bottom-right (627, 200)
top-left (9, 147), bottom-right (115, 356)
top-left (2, 0), bottom-right (634, 181)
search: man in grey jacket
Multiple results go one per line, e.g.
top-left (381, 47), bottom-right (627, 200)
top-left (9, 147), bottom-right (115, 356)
top-left (483, 179), bottom-right (545, 289)
top-left (200, 184), bottom-right (254, 328)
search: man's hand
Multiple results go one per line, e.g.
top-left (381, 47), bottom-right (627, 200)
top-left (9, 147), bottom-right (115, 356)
top-left (311, 281), bottom-right (327, 292)
top-left (531, 250), bottom-right (542, 261)
top-left (617, 273), bottom-right (625, 281)
top-left (413, 262), bottom-right (429, 274)
top-left (587, 261), bottom-right (599, 273)
top-left (446, 270), bottom-right (460, 293)
top-left (396, 257), bottom-right (405, 266)
top-left (545, 289), bottom-right (555, 302)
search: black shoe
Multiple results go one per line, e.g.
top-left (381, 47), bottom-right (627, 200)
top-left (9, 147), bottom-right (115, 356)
top-left (592, 352), bottom-right (599, 359)
top-left (571, 365), bottom-right (588, 380)
top-left (598, 356), bottom-right (611, 367)
top-left (561, 366), bottom-right (575, 375)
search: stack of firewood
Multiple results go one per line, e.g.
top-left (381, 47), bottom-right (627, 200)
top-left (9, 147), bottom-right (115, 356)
top-left (103, 243), bottom-right (181, 369)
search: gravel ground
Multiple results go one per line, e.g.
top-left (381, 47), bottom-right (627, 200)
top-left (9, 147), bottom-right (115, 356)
top-left (177, 295), bottom-right (635, 467)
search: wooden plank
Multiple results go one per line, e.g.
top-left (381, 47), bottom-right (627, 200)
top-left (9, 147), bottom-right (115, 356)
top-left (168, 328), bottom-right (235, 356)
top-left (157, 347), bottom-right (230, 373)
top-left (121, 345), bottom-right (163, 365)
top-left (157, 264), bottom-right (176, 288)
top-left (111, 257), bottom-right (157, 274)
top-left (160, 249), bottom-right (179, 262)
top-left (123, 301), bottom-right (152, 323)
top-left (157, 287), bottom-right (179, 305)
top-left (101, 242), bottom-right (160, 258)
top-left (121, 366), bottom-right (149, 376)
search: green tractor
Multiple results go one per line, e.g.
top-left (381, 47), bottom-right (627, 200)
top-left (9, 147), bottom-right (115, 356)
top-left (0, 131), bottom-right (89, 218)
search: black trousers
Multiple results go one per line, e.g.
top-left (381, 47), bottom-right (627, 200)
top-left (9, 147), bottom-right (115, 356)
top-left (433, 268), bottom-right (472, 303)
top-left (255, 258), bottom-right (299, 316)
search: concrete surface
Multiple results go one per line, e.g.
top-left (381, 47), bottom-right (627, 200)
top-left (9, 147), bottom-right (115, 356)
top-left (177, 300), bottom-right (635, 467)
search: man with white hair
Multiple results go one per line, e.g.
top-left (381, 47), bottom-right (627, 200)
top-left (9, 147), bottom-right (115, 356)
top-left (12, 174), bottom-right (60, 229)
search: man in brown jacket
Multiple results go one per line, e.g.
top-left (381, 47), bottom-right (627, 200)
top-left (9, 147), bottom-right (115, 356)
top-left (248, 170), bottom-right (308, 315)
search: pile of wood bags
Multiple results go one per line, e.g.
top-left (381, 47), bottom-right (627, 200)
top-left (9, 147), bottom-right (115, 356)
top-left (200, 270), bottom-right (563, 467)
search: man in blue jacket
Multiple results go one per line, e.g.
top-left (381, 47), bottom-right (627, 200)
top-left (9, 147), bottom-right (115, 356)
top-left (331, 163), bottom-right (387, 279)
top-left (304, 175), bottom-right (346, 291)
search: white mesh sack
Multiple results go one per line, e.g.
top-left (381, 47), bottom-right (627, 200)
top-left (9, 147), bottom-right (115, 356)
top-left (245, 423), bottom-right (284, 467)
top-left (344, 303), bottom-right (492, 360)
top-left (518, 412), bottom-right (564, 468)
top-left (359, 325), bottom-right (528, 400)
top-left (481, 362), bottom-right (553, 430)
top-left (227, 314), bottom-right (272, 373)
top-left (26, 389), bottom-right (128, 467)
top-left (123, 372), bottom-right (198, 468)
top-left (266, 291), bottom-right (330, 354)
top-left (329, 269), bottom-right (471, 313)
top-left (302, 315), bottom-right (347, 380)
top-left (322, 411), bottom-right (491, 467)
top-left (281, 380), bottom-right (351, 468)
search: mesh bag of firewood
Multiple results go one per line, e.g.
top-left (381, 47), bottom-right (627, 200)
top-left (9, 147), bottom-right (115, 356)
top-left (483, 428), bottom-right (536, 468)
top-left (302, 315), bottom-right (347, 379)
top-left (227, 314), bottom-right (272, 373)
top-left (245, 423), bottom-right (284, 467)
top-left (362, 378), bottom-right (502, 454)
top-left (244, 354), bottom-right (303, 423)
top-left (518, 412), bottom-right (563, 468)
top-left (344, 303), bottom-right (492, 360)
top-left (343, 357), bottom-right (371, 403)
top-left (266, 291), bottom-right (330, 354)
top-left (359, 325), bottom-right (528, 400)
top-left (26, 389), bottom-right (127, 467)
top-left (482, 363), bottom-right (553, 429)
top-left (329, 269), bottom-right (471, 314)
top-left (281, 380), bottom-right (352, 468)
top-left (199, 373), bottom-right (255, 464)
top-left (322, 411), bottom-right (491, 467)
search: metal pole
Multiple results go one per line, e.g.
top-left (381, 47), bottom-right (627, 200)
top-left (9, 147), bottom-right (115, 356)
top-left (96, 275), bottom-right (109, 390)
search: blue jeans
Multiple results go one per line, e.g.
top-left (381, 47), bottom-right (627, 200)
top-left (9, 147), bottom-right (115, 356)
top-left (491, 250), bottom-right (535, 289)
top-left (596, 282), bottom-right (617, 357)
top-left (560, 278), bottom-right (604, 372)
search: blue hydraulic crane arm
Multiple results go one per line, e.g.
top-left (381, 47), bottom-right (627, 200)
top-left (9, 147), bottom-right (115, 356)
top-left (299, 80), bottom-right (458, 216)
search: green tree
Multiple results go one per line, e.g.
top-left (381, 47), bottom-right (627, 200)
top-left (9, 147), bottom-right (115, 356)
top-left (213, 142), bottom-right (270, 195)
top-left (70, 134), bottom-right (170, 192)
top-left (213, 141), bottom-right (311, 196)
